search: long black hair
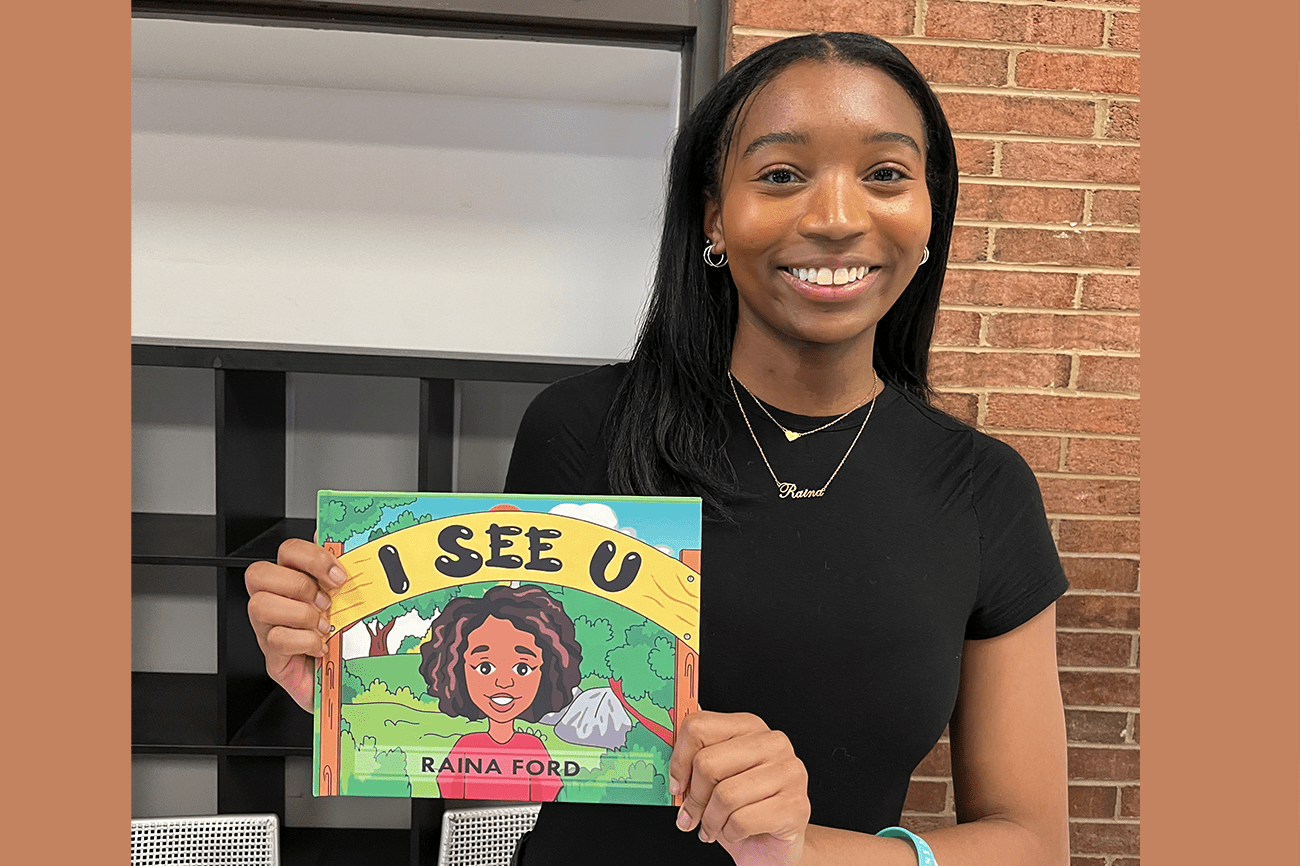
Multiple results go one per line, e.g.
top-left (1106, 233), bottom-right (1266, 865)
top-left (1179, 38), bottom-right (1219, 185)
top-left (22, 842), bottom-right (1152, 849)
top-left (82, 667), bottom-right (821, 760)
top-left (606, 33), bottom-right (959, 517)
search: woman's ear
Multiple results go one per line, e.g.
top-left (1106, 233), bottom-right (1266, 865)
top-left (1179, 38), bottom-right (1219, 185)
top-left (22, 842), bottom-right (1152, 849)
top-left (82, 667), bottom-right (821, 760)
top-left (702, 196), bottom-right (724, 253)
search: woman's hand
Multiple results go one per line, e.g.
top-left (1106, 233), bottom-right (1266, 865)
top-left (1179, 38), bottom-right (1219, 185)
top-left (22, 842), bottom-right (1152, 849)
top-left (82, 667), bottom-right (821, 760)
top-left (244, 538), bottom-right (348, 713)
top-left (669, 711), bottom-right (811, 866)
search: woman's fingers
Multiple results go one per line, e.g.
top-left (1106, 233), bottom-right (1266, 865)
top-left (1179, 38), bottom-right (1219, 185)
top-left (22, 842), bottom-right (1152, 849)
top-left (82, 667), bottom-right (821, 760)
top-left (701, 746), bottom-right (809, 845)
top-left (275, 538), bottom-right (348, 591)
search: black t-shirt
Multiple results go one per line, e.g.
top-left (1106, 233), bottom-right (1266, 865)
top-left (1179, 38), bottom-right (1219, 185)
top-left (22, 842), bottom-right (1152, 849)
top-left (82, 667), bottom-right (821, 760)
top-left (504, 364), bottom-right (1068, 865)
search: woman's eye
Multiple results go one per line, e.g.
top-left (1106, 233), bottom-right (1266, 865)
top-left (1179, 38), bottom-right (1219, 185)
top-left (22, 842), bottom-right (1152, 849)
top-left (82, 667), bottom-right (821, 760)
top-left (868, 167), bottom-right (907, 182)
top-left (474, 662), bottom-right (494, 675)
top-left (513, 663), bottom-right (534, 676)
top-left (763, 168), bottom-right (797, 185)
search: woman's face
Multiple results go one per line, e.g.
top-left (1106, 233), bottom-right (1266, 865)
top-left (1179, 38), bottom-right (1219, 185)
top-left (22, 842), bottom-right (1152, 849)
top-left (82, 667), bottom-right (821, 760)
top-left (463, 616), bottom-right (544, 724)
top-left (706, 60), bottom-right (932, 355)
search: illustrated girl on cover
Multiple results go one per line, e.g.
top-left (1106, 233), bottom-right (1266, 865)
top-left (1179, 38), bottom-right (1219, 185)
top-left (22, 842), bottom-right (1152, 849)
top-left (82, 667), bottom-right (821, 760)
top-left (418, 583), bottom-right (583, 801)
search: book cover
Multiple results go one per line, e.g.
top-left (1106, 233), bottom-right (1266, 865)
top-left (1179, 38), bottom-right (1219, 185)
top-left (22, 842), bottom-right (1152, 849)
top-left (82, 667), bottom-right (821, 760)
top-left (313, 491), bottom-right (701, 806)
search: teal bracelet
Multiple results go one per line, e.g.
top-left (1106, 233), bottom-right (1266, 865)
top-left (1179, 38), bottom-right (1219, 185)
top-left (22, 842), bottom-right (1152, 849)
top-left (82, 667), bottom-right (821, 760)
top-left (876, 826), bottom-right (936, 866)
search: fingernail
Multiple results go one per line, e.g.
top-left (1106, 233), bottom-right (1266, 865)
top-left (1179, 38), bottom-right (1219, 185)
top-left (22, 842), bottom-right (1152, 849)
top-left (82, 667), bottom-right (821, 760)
top-left (327, 566), bottom-right (347, 588)
top-left (319, 616), bottom-right (331, 635)
top-left (314, 591), bottom-right (331, 611)
top-left (676, 809), bottom-right (691, 831)
top-left (668, 777), bottom-right (681, 796)
top-left (699, 829), bottom-right (710, 843)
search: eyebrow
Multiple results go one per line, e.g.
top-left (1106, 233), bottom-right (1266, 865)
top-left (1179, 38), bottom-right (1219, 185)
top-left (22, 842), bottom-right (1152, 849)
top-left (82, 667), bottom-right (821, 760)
top-left (867, 130), bottom-right (923, 155)
top-left (469, 645), bottom-right (489, 655)
top-left (515, 646), bottom-right (539, 659)
top-left (741, 129), bottom-right (923, 159)
top-left (741, 130), bottom-right (809, 158)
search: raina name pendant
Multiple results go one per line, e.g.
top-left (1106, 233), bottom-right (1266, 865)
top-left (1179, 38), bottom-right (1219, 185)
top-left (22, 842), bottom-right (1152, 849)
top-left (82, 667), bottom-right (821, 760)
top-left (776, 482), bottom-right (824, 499)
top-left (729, 372), bottom-right (879, 500)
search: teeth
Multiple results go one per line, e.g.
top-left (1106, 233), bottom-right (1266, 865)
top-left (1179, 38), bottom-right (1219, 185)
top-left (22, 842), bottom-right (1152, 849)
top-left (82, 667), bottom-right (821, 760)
top-left (788, 266), bottom-right (870, 285)
top-left (490, 696), bottom-right (514, 705)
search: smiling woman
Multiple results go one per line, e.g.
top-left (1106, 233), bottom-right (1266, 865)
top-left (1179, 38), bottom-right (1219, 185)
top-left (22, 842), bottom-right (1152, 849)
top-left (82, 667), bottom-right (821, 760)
top-left (246, 31), bottom-right (1070, 866)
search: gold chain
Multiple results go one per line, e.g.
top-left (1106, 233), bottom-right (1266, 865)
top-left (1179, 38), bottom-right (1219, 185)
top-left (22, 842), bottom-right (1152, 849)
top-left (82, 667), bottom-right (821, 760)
top-left (728, 371), bottom-right (880, 500)
top-left (732, 376), bottom-right (875, 442)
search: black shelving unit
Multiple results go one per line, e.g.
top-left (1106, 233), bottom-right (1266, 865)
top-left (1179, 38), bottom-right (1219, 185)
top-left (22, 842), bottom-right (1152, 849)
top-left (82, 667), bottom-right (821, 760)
top-left (132, 2), bottom-right (724, 859)
top-left (130, 340), bottom-right (601, 863)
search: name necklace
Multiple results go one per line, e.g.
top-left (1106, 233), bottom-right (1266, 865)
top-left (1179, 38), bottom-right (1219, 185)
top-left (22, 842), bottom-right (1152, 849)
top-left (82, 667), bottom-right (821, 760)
top-left (728, 371), bottom-right (880, 500)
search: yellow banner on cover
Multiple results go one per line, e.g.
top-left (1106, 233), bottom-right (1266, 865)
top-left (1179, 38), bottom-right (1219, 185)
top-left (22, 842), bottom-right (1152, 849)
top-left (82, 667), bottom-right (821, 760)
top-left (326, 511), bottom-right (701, 651)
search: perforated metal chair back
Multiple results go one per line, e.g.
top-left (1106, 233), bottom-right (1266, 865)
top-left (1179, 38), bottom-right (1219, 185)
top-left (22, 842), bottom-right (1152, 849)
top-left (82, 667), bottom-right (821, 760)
top-left (131, 814), bottom-right (280, 866)
top-left (437, 805), bottom-right (542, 866)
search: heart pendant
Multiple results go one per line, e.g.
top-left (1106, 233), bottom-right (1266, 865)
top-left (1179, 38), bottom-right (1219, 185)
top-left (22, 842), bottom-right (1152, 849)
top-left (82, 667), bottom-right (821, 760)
top-left (784, 430), bottom-right (801, 442)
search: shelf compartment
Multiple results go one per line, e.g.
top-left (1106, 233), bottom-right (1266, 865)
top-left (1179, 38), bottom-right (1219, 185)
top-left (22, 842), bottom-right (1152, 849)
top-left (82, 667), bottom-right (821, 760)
top-left (228, 687), bottom-right (314, 756)
top-left (280, 826), bottom-right (409, 865)
top-left (228, 518), bottom-right (317, 565)
top-left (132, 513), bottom-right (222, 566)
top-left (132, 671), bottom-right (222, 752)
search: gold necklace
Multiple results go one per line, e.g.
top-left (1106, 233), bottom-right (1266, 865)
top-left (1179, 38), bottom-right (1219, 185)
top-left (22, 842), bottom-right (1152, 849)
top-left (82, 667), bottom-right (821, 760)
top-left (728, 371), bottom-right (880, 500)
top-left (731, 376), bottom-right (875, 441)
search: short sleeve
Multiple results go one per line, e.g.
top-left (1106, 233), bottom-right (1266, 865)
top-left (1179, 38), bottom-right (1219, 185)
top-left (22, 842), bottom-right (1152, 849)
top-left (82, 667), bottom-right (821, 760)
top-left (966, 435), bottom-right (1070, 640)
top-left (503, 365), bottom-right (623, 496)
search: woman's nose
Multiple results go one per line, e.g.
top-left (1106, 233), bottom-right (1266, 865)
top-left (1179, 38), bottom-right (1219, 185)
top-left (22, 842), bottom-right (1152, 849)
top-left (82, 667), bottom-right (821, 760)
top-left (798, 174), bottom-right (869, 241)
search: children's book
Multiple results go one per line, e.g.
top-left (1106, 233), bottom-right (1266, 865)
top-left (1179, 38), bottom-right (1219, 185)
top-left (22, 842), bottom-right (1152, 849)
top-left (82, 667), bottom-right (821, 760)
top-left (313, 491), bottom-right (701, 807)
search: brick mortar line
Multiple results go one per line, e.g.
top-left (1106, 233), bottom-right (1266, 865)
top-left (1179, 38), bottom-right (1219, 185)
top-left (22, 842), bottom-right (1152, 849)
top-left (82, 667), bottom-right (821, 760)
top-left (936, 386), bottom-right (1140, 397)
top-left (986, 429), bottom-right (1140, 441)
top-left (1057, 627), bottom-right (1140, 634)
top-left (1069, 818), bottom-right (1141, 824)
top-left (889, 34), bottom-right (1140, 59)
top-left (1046, 512), bottom-right (1140, 521)
top-left (955, 176), bottom-right (1142, 190)
top-left (1061, 588), bottom-right (1140, 596)
top-left (914, 0), bottom-right (927, 38)
top-left (1060, 666), bottom-right (1141, 675)
top-left (1065, 741), bottom-right (1141, 750)
top-left (732, 30), bottom-right (1143, 57)
top-left (956, 219), bottom-right (1140, 233)
top-left (729, 25), bottom-right (1142, 54)
top-left (1039, 431), bottom-right (1141, 442)
top-left (1035, 471), bottom-right (1140, 481)
top-left (941, 300), bottom-right (1144, 313)
top-left (1069, 781), bottom-right (1140, 787)
top-left (931, 346), bottom-right (1141, 357)
top-left (946, 262), bottom-right (1140, 275)
top-left (933, 83), bottom-right (1140, 100)
top-left (952, 130), bottom-right (1141, 145)
top-left (919, 0), bottom-right (1140, 11)
top-left (1102, 10), bottom-right (1115, 49)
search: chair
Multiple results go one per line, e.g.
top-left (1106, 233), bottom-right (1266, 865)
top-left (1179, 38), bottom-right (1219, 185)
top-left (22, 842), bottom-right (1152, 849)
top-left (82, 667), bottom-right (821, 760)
top-left (437, 804), bottom-right (542, 866)
top-left (130, 814), bottom-right (279, 866)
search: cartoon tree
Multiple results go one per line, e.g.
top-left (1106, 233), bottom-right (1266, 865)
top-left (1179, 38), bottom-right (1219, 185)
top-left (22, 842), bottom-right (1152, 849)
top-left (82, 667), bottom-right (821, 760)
top-left (361, 590), bottom-right (444, 657)
top-left (320, 496), bottom-right (416, 549)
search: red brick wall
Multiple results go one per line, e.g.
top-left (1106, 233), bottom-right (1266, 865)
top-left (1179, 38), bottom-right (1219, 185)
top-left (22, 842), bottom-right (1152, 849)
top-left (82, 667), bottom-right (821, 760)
top-left (727, 3), bottom-right (1140, 863)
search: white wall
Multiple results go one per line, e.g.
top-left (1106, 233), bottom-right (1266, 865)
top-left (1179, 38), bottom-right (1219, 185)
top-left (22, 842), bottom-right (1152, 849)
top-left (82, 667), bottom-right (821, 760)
top-left (131, 18), bottom-right (681, 360)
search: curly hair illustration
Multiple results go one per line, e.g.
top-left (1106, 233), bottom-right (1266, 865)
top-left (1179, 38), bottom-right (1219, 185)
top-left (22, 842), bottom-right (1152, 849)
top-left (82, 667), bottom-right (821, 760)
top-left (418, 584), bottom-right (583, 723)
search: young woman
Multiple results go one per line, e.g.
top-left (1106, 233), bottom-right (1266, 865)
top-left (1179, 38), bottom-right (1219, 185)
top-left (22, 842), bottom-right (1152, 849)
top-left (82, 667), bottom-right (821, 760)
top-left (418, 584), bottom-right (583, 801)
top-left (246, 32), bottom-right (1070, 866)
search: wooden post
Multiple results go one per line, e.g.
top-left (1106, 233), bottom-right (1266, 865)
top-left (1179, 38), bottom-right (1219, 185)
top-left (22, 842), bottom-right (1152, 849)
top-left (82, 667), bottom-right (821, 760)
top-left (318, 541), bottom-right (344, 795)
top-left (673, 548), bottom-right (701, 807)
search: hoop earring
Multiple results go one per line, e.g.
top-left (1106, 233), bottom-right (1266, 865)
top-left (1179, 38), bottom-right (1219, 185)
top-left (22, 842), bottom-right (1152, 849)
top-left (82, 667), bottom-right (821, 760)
top-left (703, 241), bottom-right (728, 268)
top-left (920, 247), bottom-right (930, 265)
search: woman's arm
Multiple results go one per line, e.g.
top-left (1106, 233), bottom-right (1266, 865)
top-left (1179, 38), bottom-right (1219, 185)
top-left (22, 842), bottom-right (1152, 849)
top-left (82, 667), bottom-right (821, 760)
top-left (673, 605), bottom-right (1068, 866)
top-left (802, 604), bottom-right (1069, 865)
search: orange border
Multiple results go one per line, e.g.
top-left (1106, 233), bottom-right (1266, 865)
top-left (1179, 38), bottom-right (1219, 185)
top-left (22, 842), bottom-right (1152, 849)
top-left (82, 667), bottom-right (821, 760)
top-left (8, 0), bottom-right (129, 859)
top-left (1144, 1), bottom-right (1300, 863)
